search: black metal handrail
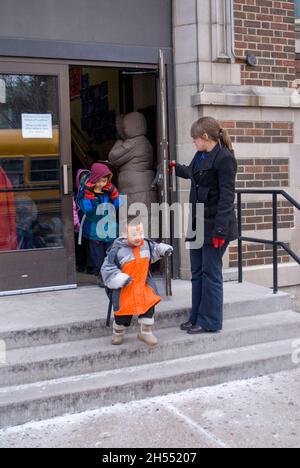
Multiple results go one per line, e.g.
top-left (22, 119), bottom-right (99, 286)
top-left (236, 189), bottom-right (300, 294)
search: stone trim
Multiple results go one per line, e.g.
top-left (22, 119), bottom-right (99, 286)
top-left (191, 84), bottom-right (300, 108)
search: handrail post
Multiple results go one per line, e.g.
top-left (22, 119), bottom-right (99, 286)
top-left (273, 193), bottom-right (278, 294)
top-left (237, 191), bottom-right (243, 283)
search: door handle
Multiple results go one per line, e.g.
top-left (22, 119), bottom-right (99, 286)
top-left (63, 164), bottom-right (70, 195)
top-left (171, 160), bottom-right (177, 193)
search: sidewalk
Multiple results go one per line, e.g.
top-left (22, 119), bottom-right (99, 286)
top-left (0, 368), bottom-right (299, 448)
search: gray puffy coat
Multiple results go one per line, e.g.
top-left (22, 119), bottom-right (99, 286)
top-left (108, 112), bottom-right (157, 209)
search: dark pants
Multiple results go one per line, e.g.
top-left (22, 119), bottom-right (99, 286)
top-left (115, 307), bottom-right (155, 327)
top-left (190, 243), bottom-right (228, 332)
top-left (86, 239), bottom-right (113, 275)
top-left (75, 233), bottom-right (87, 271)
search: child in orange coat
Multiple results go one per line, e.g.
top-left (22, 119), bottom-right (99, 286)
top-left (101, 218), bottom-right (173, 346)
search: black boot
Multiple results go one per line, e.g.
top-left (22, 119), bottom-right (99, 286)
top-left (180, 321), bottom-right (194, 331)
top-left (187, 325), bottom-right (221, 335)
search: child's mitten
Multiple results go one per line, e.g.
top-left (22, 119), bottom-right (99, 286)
top-left (104, 183), bottom-right (119, 202)
top-left (164, 247), bottom-right (174, 257)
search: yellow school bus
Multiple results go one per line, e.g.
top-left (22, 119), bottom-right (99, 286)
top-left (0, 128), bottom-right (61, 219)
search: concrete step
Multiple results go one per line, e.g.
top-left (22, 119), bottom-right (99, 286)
top-left (0, 282), bottom-right (292, 350)
top-left (1, 310), bottom-right (300, 387)
top-left (223, 268), bottom-right (238, 282)
top-left (0, 337), bottom-right (298, 429)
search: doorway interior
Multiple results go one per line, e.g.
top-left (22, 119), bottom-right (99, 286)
top-left (68, 64), bottom-right (160, 286)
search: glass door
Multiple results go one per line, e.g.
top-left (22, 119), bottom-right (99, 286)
top-left (0, 61), bottom-right (75, 294)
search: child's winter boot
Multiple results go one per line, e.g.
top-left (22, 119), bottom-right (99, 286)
top-left (112, 321), bottom-right (126, 345)
top-left (138, 317), bottom-right (158, 346)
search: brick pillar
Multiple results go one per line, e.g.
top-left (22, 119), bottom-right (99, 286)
top-left (173, 0), bottom-right (300, 286)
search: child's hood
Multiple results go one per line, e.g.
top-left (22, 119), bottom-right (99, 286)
top-left (123, 112), bottom-right (147, 139)
top-left (89, 163), bottom-right (112, 185)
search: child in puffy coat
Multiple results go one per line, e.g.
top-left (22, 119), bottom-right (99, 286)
top-left (77, 163), bottom-right (121, 281)
top-left (101, 217), bottom-right (173, 347)
top-left (108, 112), bottom-right (157, 233)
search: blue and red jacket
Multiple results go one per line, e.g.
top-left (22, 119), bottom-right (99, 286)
top-left (77, 179), bottom-right (121, 243)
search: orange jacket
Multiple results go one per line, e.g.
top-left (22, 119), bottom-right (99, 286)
top-left (101, 238), bottom-right (173, 317)
top-left (116, 244), bottom-right (161, 316)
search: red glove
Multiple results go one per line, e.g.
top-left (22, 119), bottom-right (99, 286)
top-left (103, 183), bottom-right (119, 202)
top-left (169, 161), bottom-right (177, 176)
top-left (213, 237), bottom-right (226, 249)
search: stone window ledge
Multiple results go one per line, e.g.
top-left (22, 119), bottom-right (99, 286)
top-left (191, 85), bottom-right (300, 109)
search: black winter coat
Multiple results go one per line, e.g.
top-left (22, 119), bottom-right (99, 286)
top-left (175, 143), bottom-right (238, 245)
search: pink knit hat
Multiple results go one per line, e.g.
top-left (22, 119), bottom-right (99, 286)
top-left (89, 163), bottom-right (112, 184)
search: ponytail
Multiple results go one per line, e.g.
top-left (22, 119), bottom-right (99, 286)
top-left (219, 128), bottom-right (234, 154)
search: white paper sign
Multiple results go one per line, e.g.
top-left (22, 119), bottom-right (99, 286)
top-left (0, 79), bottom-right (5, 104)
top-left (21, 113), bottom-right (53, 139)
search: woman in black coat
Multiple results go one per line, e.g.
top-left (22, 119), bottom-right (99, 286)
top-left (171, 117), bottom-right (238, 334)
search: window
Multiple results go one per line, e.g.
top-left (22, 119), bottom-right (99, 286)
top-left (211, 0), bottom-right (234, 62)
top-left (296, 0), bottom-right (300, 28)
top-left (0, 74), bottom-right (63, 252)
top-left (30, 158), bottom-right (59, 183)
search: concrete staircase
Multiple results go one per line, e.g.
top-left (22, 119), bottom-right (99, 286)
top-left (0, 281), bottom-right (299, 428)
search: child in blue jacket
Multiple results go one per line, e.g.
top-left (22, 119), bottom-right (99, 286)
top-left (77, 163), bottom-right (121, 286)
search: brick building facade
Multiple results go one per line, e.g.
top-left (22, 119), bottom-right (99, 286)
top-left (234, 0), bottom-right (295, 88)
top-left (173, 0), bottom-right (300, 287)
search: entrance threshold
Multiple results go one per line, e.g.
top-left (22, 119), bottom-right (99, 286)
top-left (0, 284), bottom-right (77, 298)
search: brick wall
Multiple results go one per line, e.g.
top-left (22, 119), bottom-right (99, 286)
top-left (233, 155), bottom-right (293, 267)
top-left (233, 0), bottom-right (296, 87)
top-left (238, 200), bottom-right (295, 231)
top-left (236, 158), bottom-right (289, 188)
top-left (220, 2), bottom-right (296, 269)
top-left (220, 121), bottom-right (294, 144)
top-left (229, 243), bottom-right (292, 268)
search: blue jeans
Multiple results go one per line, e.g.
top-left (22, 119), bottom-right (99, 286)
top-left (190, 243), bottom-right (228, 332)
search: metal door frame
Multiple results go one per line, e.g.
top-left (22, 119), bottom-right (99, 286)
top-left (0, 60), bottom-right (75, 295)
top-left (157, 51), bottom-right (180, 284)
top-left (0, 50), bottom-right (179, 295)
